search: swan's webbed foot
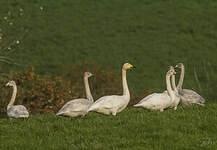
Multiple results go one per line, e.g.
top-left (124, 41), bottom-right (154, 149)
top-left (160, 109), bottom-right (164, 112)
top-left (174, 106), bottom-right (177, 110)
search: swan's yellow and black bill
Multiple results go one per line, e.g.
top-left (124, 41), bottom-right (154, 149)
top-left (129, 64), bottom-right (136, 68)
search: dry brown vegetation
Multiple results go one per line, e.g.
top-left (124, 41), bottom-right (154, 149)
top-left (0, 62), bottom-right (146, 115)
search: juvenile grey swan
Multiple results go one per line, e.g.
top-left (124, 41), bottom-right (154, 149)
top-left (56, 72), bottom-right (94, 117)
top-left (134, 67), bottom-right (178, 112)
top-left (6, 81), bottom-right (29, 119)
top-left (87, 63), bottom-right (135, 116)
top-left (175, 63), bottom-right (205, 106)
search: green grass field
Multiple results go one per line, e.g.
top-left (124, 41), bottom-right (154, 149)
top-left (0, 0), bottom-right (217, 149)
top-left (1, 104), bottom-right (217, 150)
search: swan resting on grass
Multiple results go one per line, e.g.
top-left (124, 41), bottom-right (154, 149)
top-left (134, 66), bottom-right (178, 112)
top-left (87, 63), bottom-right (135, 116)
top-left (175, 63), bottom-right (205, 106)
top-left (6, 81), bottom-right (29, 119)
top-left (56, 72), bottom-right (94, 117)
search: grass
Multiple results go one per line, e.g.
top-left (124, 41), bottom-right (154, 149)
top-left (0, 103), bottom-right (217, 150)
top-left (0, 0), bottom-right (217, 149)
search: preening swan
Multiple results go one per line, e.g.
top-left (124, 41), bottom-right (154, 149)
top-left (6, 81), bottom-right (29, 119)
top-left (87, 63), bottom-right (135, 116)
top-left (134, 67), bottom-right (177, 112)
top-left (56, 72), bottom-right (94, 117)
top-left (175, 63), bottom-right (205, 106)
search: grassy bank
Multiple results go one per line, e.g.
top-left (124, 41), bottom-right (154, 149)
top-left (0, 103), bottom-right (217, 150)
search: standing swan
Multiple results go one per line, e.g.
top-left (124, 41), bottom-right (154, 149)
top-left (175, 63), bottom-right (205, 106)
top-left (87, 63), bottom-right (135, 116)
top-left (6, 81), bottom-right (29, 119)
top-left (56, 72), bottom-right (94, 117)
top-left (134, 67), bottom-right (177, 112)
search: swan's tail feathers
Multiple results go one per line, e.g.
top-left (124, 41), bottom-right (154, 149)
top-left (133, 103), bottom-right (142, 107)
top-left (56, 111), bottom-right (62, 116)
top-left (87, 106), bottom-right (93, 113)
top-left (86, 102), bottom-right (97, 113)
top-left (86, 105), bottom-right (93, 113)
top-left (200, 97), bottom-right (206, 104)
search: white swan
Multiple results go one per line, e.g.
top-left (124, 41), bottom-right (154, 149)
top-left (169, 66), bottom-right (180, 110)
top-left (6, 81), bottom-right (29, 119)
top-left (163, 66), bottom-right (180, 110)
top-left (175, 63), bottom-right (205, 106)
top-left (56, 72), bottom-right (94, 117)
top-left (87, 63), bottom-right (135, 116)
top-left (134, 67), bottom-right (176, 112)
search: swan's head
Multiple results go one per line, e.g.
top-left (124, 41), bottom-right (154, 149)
top-left (168, 66), bottom-right (176, 73)
top-left (168, 66), bottom-right (174, 71)
top-left (167, 67), bottom-right (176, 76)
top-left (175, 63), bottom-right (184, 69)
top-left (123, 63), bottom-right (136, 70)
top-left (84, 72), bottom-right (94, 78)
top-left (6, 80), bottom-right (16, 87)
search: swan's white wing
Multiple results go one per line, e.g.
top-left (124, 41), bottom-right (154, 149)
top-left (136, 93), bottom-right (161, 105)
top-left (145, 93), bottom-right (170, 105)
top-left (88, 95), bottom-right (125, 111)
top-left (57, 98), bottom-right (92, 115)
top-left (7, 105), bottom-right (29, 118)
top-left (134, 92), bottom-right (171, 109)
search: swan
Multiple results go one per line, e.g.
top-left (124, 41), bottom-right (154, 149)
top-left (175, 63), bottom-right (205, 106)
top-left (6, 81), bottom-right (29, 119)
top-left (56, 72), bottom-right (94, 117)
top-left (169, 66), bottom-right (180, 110)
top-left (163, 66), bottom-right (180, 110)
top-left (134, 67), bottom-right (177, 112)
top-left (87, 63), bottom-right (135, 116)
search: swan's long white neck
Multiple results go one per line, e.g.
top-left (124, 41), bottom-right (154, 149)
top-left (7, 84), bottom-right (17, 108)
top-left (166, 74), bottom-right (174, 98)
top-left (122, 68), bottom-right (130, 97)
top-left (171, 74), bottom-right (178, 94)
top-left (84, 77), bottom-right (93, 102)
top-left (177, 65), bottom-right (184, 90)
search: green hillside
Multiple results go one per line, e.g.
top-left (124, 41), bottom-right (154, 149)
top-left (0, 0), bottom-right (217, 97)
